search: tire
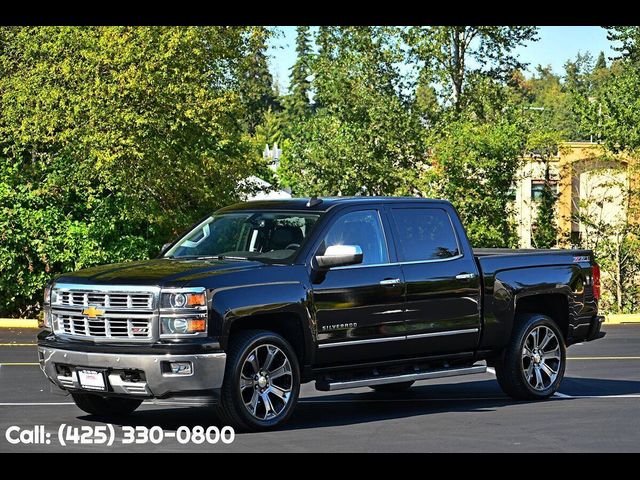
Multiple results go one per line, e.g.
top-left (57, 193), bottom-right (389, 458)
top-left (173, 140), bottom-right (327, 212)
top-left (215, 330), bottom-right (300, 432)
top-left (71, 393), bottom-right (142, 416)
top-left (494, 313), bottom-right (566, 400)
top-left (370, 381), bottom-right (415, 392)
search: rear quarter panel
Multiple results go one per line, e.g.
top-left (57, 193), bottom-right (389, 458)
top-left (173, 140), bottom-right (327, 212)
top-left (477, 253), bottom-right (597, 349)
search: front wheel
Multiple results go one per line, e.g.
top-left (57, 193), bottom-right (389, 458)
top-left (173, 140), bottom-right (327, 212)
top-left (215, 330), bottom-right (300, 432)
top-left (495, 313), bottom-right (566, 400)
top-left (71, 393), bottom-right (142, 416)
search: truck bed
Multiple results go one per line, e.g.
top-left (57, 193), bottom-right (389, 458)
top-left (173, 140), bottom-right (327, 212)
top-left (473, 247), bottom-right (594, 278)
top-left (473, 248), bottom-right (591, 257)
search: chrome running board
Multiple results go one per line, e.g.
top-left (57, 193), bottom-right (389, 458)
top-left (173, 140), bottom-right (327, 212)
top-left (316, 364), bottom-right (487, 391)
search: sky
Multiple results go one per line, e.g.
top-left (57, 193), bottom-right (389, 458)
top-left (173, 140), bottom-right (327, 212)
top-left (267, 26), bottom-right (619, 94)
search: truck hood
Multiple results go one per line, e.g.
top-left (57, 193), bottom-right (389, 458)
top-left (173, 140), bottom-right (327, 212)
top-left (54, 258), bottom-right (267, 287)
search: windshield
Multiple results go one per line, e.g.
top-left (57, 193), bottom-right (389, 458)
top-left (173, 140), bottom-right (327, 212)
top-left (165, 211), bottom-right (322, 263)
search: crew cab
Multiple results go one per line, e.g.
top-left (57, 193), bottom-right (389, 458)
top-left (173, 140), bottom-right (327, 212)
top-left (37, 197), bottom-right (605, 430)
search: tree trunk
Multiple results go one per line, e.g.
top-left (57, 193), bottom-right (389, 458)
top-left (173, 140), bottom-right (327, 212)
top-left (451, 27), bottom-right (463, 110)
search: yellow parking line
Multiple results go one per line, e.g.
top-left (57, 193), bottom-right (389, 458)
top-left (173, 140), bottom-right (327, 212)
top-left (0, 343), bottom-right (37, 346)
top-left (568, 356), bottom-right (640, 360)
top-left (0, 362), bottom-right (39, 366)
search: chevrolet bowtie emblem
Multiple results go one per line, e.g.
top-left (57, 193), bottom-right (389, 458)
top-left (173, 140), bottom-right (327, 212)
top-left (82, 306), bottom-right (105, 318)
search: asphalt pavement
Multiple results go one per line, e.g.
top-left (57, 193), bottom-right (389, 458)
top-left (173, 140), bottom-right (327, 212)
top-left (0, 325), bottom-right (638, 452)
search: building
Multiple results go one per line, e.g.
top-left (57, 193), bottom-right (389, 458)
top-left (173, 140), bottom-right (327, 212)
top-left (513, 142), bottom-right (638, 248)
top-left (242, 143), bottom-right (292, 201)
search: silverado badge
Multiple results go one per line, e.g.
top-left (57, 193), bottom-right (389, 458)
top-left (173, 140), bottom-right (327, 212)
top-left (82, 306), bottom-right (105, 318)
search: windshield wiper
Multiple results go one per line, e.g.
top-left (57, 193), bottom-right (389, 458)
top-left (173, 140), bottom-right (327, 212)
top-left (166, 254), bottom-right (249, 261)
top-left (198, 255), bottom-right (248, 261)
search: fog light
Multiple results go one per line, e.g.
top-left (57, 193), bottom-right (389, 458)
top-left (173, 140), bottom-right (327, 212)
top-left (169, 362), bottom-right (192, 375)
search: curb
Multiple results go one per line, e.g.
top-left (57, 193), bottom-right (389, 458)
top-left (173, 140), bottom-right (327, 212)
top-left (0, 319), bottom-right (39, 329)
top-left (605, 314), bottom-right (640, 325)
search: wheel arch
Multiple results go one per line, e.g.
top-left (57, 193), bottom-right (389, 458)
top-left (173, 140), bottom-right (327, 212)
top-left (224, 312), bottom-right (312, 376)
top-left (514, 293), bottom-right (570, 343)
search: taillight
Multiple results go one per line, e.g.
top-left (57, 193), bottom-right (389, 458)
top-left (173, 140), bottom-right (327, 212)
top-left (592, 263), bottom-right (601, 300)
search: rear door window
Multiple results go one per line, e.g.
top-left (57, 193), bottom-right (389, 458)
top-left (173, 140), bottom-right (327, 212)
top-left (389, 208), bottom-right (460, 262)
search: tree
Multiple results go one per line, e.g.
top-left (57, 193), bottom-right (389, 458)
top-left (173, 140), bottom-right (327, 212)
top-left (279, 27), bottom-right (425, 196)
top-left (0, 26), bottom-right (259, 316)
top-left (286, 26), bottom-right (313, 119)
top-left (569, 29), bottom-right (640, 313)
top-left (564, 52), bottom-right (595, 96)
top-left (239, 26), bottom-right (278, 134)
top-left (404, 26), bottom-right (538, 111)
top-left (573, 60), bottom-right (640, 151)
top-left (595, 51), bottom-right (607, 70)
top-left (532, 163), bottom-right (559, 248)
top-left (512, 64), bottom-right (582, 141)
top-left (424, 116), bottom-right (527, 248)
top-left (572, 158), bottom-right (640, 313)
top-left (524, 130), bottom-right (560, 248)
top-left (606, 26), bottom-right (640, 63)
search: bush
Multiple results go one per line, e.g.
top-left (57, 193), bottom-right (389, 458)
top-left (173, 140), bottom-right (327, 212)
top-left (0, 167), bottom-right (155, 317)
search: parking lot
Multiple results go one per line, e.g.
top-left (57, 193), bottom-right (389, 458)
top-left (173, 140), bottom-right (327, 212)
top-left (1, 324), bottom-right (639, 452)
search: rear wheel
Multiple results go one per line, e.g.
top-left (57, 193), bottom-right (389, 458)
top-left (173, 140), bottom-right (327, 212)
top-left (370, 381), bottom-right (415, 392)
top-left (71, 393), bottom-right (142, 416)
top-left (215, 330), bottom-right (300, 432)
top-left (495, 313), bottom-right (566, 400)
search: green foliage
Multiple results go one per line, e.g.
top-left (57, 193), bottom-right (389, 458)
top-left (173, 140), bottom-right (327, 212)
top-left (606, 26), bottom-right (640, 63)
top-left (239, 26), bottom-right (279, 133)
top-left (595, 51), bottom-right (607, 70)
top-left (0, 26), bottom-right (262, 316)
top-left (571, 162), bottom-right (640, 314)
top-left (594, 233), bottom-right (640, 314)
top-left (404, 26), bottom-right (538, 111)
top-left (3, 25), bottom-right (638, 317)
top-left (425, 116), bottom-right (526, 248)
top-left (286, 26), bottom-right (313, 120)
top-left (279, 27), bottom-right (425, 196)
top-left (532, 163), bottom-right (559, 249)
top-left (573, 58), bottom-right (640, 151)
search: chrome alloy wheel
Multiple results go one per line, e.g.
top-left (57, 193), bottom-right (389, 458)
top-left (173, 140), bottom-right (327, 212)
top-left (239, 344), bottom-right (293, 421)
top-left (522, 325), bottom-right (562, 391)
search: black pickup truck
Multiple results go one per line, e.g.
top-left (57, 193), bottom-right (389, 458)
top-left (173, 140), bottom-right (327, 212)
top-left (38, 197), bottom-right (605, 430)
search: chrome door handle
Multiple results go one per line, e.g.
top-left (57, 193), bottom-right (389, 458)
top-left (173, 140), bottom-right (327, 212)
top-left (455, 273), bottom-right (477, 280)
top-left (379, 278), bottom-right (401, 286)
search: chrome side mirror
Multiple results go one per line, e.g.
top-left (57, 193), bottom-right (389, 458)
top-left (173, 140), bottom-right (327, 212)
top-left (315, 245), bottom-right (363, 269)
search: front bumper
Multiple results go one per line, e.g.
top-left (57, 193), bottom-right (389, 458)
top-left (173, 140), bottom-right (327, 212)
top-left (38, 344), bottom-right (226, 400)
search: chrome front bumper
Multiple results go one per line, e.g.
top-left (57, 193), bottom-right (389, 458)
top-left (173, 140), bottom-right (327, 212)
top-left (38, 346), bottom-right (226, 399)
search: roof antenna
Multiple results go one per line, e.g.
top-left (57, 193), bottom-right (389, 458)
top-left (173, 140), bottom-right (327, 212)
top-left (306, 196), bottom-right (323, 208)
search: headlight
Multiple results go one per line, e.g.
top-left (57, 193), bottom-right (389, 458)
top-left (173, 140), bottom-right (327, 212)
top-left (159, 288), bottom-right (208, 337)
top-left (160, 317), bottom-right (207, 335)
top-left (161, 292), bottom-right (206, 309)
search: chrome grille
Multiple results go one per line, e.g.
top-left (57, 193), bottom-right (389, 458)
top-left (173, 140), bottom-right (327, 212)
top-left (51, 284), bottom-right (159, 343)
top-left (54, 313), bottom-right (153, 339)
top-left (56, 290), bottom-right (153, 310)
